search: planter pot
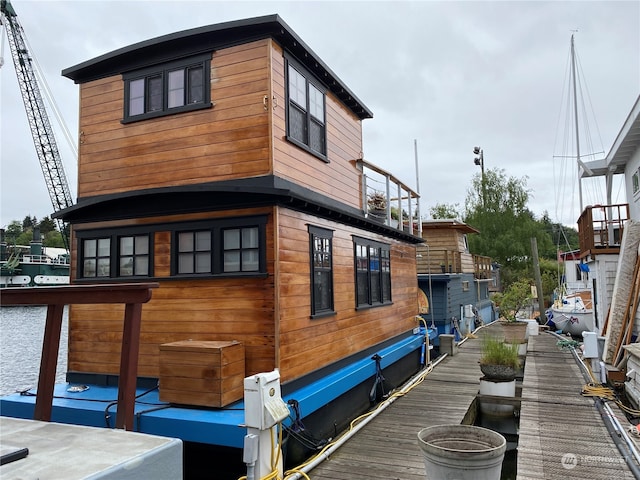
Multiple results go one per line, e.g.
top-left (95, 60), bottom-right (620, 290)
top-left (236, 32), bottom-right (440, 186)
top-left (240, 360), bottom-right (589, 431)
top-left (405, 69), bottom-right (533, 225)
top-left (480, 378), bottom-right (516, 416)
top-left (501, 321), bottom-right (528, 344)
top-left (417, 424), bottom-right (506, 480)
top-left (480, 363), bottom-right (517, 381)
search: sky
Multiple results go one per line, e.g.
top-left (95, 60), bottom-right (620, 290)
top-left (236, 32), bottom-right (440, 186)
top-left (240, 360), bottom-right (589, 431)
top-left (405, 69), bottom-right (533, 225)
top-left (1, 0), bottom-right (639, 231)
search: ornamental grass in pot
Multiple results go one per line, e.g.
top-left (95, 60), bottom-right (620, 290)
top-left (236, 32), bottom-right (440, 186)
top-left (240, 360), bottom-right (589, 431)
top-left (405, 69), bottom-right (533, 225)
top-left (479, 335), bottom-right (520, 381)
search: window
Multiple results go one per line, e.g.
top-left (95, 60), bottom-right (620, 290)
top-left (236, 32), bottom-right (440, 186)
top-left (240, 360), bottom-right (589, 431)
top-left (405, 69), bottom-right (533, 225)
top-left (82, 238), bottom-right (111, 278)
top-left (633, 169), bottom-right (640, 196)
top-left (123, 54), bottom-right (211, 122)
top-left (79, 232), bottom-right (153, 279)
top-left (309, 226), bottom-right (334, 316)
top-left (223, 227), bottom-right (260, 273)
top-left (354, 238), bottom-right (392, 308)
top-left (286, 59), bottom-right (327, 159)
top-left (118, 235), bottom-right (150, 276)
top-left (177, 231), bottom-right (211, 274)
top-left (173, 216), bottom-right (267, 277)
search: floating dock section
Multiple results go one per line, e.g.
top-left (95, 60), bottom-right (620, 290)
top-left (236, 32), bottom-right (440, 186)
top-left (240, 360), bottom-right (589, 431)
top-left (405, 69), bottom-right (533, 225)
top-left (305, 324), bottom-right (637, 479)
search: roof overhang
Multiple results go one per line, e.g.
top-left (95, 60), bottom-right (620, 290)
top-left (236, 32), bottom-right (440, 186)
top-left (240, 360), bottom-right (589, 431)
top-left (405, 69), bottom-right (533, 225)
top-left (583, 95), bottom-right (640, 177)
top-left (54, 175), bottom-right (424, 244)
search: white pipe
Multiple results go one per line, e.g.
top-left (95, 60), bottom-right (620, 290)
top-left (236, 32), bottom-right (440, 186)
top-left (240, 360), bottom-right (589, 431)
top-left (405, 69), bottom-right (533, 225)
top-left (285, 352), bottom-right (450, 479)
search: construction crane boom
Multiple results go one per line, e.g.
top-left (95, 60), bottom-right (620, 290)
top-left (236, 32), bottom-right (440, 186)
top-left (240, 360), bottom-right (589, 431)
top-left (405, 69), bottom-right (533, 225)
top-left (1, 0), bottom-right (73, 250)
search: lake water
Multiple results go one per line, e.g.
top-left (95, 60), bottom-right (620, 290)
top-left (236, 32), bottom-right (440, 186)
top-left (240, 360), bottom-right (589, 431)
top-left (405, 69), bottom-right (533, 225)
top-left (0, 306), bottom-right (68, 396)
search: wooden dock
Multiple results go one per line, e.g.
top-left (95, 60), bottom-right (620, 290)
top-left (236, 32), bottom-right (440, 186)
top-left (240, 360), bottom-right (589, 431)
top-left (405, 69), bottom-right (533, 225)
top-left (304, 324), bottom-right (637, 479)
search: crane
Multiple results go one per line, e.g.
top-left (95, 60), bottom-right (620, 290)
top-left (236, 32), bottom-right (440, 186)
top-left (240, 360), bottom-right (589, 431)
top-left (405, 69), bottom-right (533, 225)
top-left (1, 0), bottom-right (73, 250)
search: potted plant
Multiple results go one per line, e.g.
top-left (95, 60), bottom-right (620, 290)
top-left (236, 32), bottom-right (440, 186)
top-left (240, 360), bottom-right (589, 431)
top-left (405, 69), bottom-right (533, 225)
top-left (479, 335), bottom-right (520, 381)
top-left (367, 192), bottom-right (387, 223)
top-left (492, 279), bottom-right (532, 344)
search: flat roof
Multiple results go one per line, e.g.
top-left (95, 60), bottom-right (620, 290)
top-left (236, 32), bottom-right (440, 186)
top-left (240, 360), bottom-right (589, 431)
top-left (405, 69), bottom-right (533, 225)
top-left (62, 14), bottom-right (373, 120)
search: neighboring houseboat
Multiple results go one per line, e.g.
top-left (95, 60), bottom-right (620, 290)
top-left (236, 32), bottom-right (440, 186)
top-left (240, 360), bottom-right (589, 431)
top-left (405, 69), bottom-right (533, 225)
top-left (0, 15), bottom-right (426, 477)
top-left (416, 219), bottom-right (497, 345)
top-left (0, 228), bottom-right (69, 287)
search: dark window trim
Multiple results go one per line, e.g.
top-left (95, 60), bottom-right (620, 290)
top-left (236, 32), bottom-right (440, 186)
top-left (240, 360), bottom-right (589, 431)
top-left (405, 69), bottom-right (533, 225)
top-left (171, 215), bottom-right (268, 278)
top-left (122, 53), bottom-right (213, 124)
top-left (353, 236), bottom-right (392, 309)
top-left (308, 225), bottom-right (335, 318)
top-left (76, 225), bottom-right (155, 280)
top-left (284, 53), bottom-right (328, 163)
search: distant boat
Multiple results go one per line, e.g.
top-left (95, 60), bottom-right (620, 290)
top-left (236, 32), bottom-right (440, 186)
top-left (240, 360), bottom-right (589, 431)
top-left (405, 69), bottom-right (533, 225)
top-left (0, 227), bottom-right (69, 287)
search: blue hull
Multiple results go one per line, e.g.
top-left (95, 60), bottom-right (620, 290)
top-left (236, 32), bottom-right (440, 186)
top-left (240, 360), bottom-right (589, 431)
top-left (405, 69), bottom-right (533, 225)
top-left (0, 330), bottom-right (429, 449)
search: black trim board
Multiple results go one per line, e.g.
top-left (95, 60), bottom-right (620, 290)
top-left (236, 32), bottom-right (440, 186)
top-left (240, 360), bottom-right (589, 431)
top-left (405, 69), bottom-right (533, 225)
top-left (54, 175), bottom-right (424, 244)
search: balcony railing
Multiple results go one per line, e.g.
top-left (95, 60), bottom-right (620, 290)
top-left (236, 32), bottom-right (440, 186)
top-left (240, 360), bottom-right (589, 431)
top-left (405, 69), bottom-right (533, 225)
top-left (577, 203), bottom-right (630, 258)
top-left (416, 247), bottom-right (493, 279)
top-left (357, 159), bottom-right (421, 236)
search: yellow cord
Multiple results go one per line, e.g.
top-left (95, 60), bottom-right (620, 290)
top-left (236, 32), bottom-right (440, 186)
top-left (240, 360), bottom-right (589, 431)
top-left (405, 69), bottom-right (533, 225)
top-left (581, 360), bottom-right (640, 417)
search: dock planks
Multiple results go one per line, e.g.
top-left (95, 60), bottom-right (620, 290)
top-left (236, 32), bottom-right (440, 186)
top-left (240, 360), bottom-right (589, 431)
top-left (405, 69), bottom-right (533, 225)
top-left (305, 324), bottom-right (637, 479)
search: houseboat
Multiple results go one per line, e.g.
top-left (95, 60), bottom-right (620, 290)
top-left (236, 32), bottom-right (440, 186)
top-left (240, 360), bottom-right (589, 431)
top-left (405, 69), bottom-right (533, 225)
top-left (0, 15), bottom-right (427, 478)
top-left (415, 219), bottom-right (497, 345)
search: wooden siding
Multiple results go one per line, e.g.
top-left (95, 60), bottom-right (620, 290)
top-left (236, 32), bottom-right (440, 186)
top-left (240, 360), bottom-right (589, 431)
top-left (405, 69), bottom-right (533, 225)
top-left (67, 206), bottom-right (419, 385)
top-left (76, 40), bottom-right (273, 199)
top-left (416, 229), bottom-right (475, 274)
top-left (270, 42), bottom-right (364, 209)
top-left (276, 208), bottom-right (419, 383)
top-left (68, 208), bottom-right (276, 379)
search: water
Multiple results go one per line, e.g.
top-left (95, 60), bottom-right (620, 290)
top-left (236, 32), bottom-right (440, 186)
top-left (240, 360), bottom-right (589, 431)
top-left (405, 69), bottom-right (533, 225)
top-left (0, 306), bottom-right (68, 396)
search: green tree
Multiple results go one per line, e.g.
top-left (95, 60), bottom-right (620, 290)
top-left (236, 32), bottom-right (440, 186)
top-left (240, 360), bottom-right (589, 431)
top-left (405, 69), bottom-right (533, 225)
top-left (463, 168), bottom-right (555, 289)
top-left (429, 202), bottom-right (461, 220)
top-left (22, 215), bottom-right (37, 231)
top-left (5, 221), bottom-right (22, 242)
top-left (39, 216), bottom-right (57, 235)
top-left (43, 230), bottom-right (65, 248)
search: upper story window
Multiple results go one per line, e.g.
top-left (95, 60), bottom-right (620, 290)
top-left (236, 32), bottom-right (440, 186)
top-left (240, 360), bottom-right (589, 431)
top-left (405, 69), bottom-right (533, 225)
top-left (79, 232), bottom-right (153, 279)
top-left (633, 168), bottom-right (640, 197)
top-left (309, 226), bottom-right (334, 317)
top-left (354, 237), bottom-right (392, 308)
top-left (123, 53), bottom-right (212, 123)
top-left (285, 57), bottom-right (327, 161)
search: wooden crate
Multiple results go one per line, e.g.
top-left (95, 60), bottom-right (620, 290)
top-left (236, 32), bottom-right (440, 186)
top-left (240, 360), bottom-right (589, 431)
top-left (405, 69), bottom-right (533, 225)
top-left (159, 340), bottom-right (245, 407)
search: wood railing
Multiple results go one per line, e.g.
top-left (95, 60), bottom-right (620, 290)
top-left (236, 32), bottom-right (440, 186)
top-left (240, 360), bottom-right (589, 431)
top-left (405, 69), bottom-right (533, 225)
top-left (0, 282), bottom-right (159, 431)
top-left (577, 203), bottom-right (630, 258)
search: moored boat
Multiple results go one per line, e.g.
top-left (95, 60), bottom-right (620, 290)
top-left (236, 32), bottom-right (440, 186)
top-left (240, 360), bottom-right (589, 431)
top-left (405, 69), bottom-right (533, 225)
top-left (0, 228), bottom-right (69, 287)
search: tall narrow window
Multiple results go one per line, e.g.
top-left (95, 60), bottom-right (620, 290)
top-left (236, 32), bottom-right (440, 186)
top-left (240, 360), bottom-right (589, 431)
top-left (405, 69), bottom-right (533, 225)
top-left (309, 226), bottom-right (334, 316)
top-left (286, 59), bottom-right (327, 159)
top-left (354, 238), bottom-right (392, 308)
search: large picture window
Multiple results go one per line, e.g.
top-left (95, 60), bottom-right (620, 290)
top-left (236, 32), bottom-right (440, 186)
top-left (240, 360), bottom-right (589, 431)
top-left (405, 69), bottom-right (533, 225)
top-left (354, 237), bottom-right (392, 308)
top-left (286, 58), bottom-right (327, 160)
top-left (123, 54), bottom-right (211, 122)
top-left (309, 226), bottom-right (334, 317)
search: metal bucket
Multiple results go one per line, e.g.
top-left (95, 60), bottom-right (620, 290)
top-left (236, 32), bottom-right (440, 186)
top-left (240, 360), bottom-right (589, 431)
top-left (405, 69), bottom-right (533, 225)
top-left (417, 424), bottom-right (506, 480)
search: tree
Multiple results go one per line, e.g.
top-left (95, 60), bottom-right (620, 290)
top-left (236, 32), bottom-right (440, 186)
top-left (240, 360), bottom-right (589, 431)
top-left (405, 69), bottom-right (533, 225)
top-left (22, 215), bottom-right (37, 231)
top-left (463, 168), bottom-right (555, 288)
top-left (429, 202), bottom-right (461, 220)
top-left (39, 216), bottom-right (57, 235)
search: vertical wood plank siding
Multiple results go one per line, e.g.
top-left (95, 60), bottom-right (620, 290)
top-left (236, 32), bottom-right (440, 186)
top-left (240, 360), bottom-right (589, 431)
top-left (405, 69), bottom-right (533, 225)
top-left (76, 40), bottom-right (273, 198)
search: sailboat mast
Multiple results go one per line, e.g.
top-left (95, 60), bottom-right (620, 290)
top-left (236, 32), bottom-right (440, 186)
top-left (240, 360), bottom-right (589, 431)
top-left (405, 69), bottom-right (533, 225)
top-left (570, 34), bottom-right (584, 213)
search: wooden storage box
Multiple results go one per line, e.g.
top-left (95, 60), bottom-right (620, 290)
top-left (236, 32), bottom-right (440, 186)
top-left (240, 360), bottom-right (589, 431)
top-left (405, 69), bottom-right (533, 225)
top-left (159, 340), bottom-right (245, 408)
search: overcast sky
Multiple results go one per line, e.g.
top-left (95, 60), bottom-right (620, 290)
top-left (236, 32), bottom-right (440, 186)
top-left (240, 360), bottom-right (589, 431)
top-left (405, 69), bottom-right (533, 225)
top-left (1, 0), bottom-right (638, 231)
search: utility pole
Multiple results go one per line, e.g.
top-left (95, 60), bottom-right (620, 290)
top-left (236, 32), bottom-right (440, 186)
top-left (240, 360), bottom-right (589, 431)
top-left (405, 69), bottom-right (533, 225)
top-left (530, 237), bottom-right (545, 319)
top-left (473, 146), bottom-right (485, 207)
